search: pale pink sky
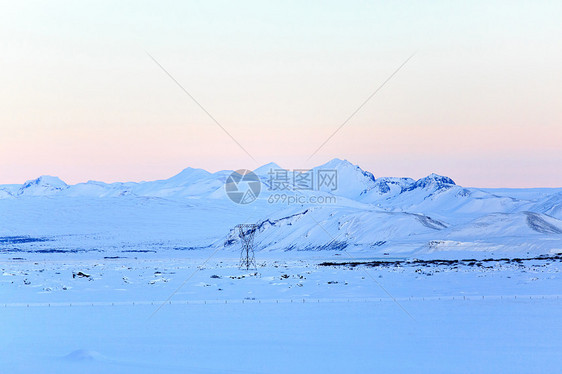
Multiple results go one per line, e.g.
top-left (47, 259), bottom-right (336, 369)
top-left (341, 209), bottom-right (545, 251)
top-left (1, 1), bottom-right (561, 187)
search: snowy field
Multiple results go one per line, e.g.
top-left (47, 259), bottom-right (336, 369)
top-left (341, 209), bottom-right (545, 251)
top-left (2, 252), bottom-right (562, 373)
top-left (1, 160), bottom-right (562, 372)
top-left (4, 298), bottom-right (562, 373)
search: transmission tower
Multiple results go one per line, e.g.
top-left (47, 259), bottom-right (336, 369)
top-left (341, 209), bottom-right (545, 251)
top-left (236, 224), bottom-right (257, 270)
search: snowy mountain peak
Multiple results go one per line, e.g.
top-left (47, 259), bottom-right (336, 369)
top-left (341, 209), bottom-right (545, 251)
top-left (315, 159), bottom-right (375, 181)
top-left (402, 173), bottom-right (456, 193)
top-left (175, 166), bottom-right (211, 177)
top-left (166, 167), bottom-right (212, 185)
top-left (317, 158), bottom-right (354, 170)
top-left (311, 159), bottom-right (376, 198)
top-left (254, 162), bottom-right (284, 175)
top-left (18, 175), bottom-right (68, 196)
top-left (425, 173), bottom-right (456, 185)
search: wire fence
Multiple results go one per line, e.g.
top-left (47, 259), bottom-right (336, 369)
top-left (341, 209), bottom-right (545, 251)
top-left (2, 294), bottom-right (561, 308)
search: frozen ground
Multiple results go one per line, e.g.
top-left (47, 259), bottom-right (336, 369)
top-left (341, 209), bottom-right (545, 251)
top-left (1, 251), bottom-right (562, 373)
top-left (1, 160), bottom-right (561, 372)
top-left (3, 298), bottom-right (562, 374)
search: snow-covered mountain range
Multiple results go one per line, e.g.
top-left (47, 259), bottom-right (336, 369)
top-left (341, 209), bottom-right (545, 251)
top-left (1, 159), bottom-right (561, 257)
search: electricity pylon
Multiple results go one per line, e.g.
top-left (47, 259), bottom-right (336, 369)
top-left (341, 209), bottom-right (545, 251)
top-left (236, 224), bottom-right (257, 270)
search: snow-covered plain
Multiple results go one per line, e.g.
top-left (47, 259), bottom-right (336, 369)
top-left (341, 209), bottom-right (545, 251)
top-left (1, 159), bottom-right (562, 373)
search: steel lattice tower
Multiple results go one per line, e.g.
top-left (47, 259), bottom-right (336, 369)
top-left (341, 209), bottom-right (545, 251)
top-left (236, 224), bottom-right (257, 270)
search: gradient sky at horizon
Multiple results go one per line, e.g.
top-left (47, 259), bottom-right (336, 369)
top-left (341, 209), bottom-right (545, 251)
top-left (1, 1), bottom-right (561, 187)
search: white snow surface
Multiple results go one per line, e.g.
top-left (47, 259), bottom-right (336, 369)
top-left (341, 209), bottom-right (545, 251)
top-left (2, 159), bottom-right (562, 373)
top-left (1, 158), bottom-right (560, 256)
